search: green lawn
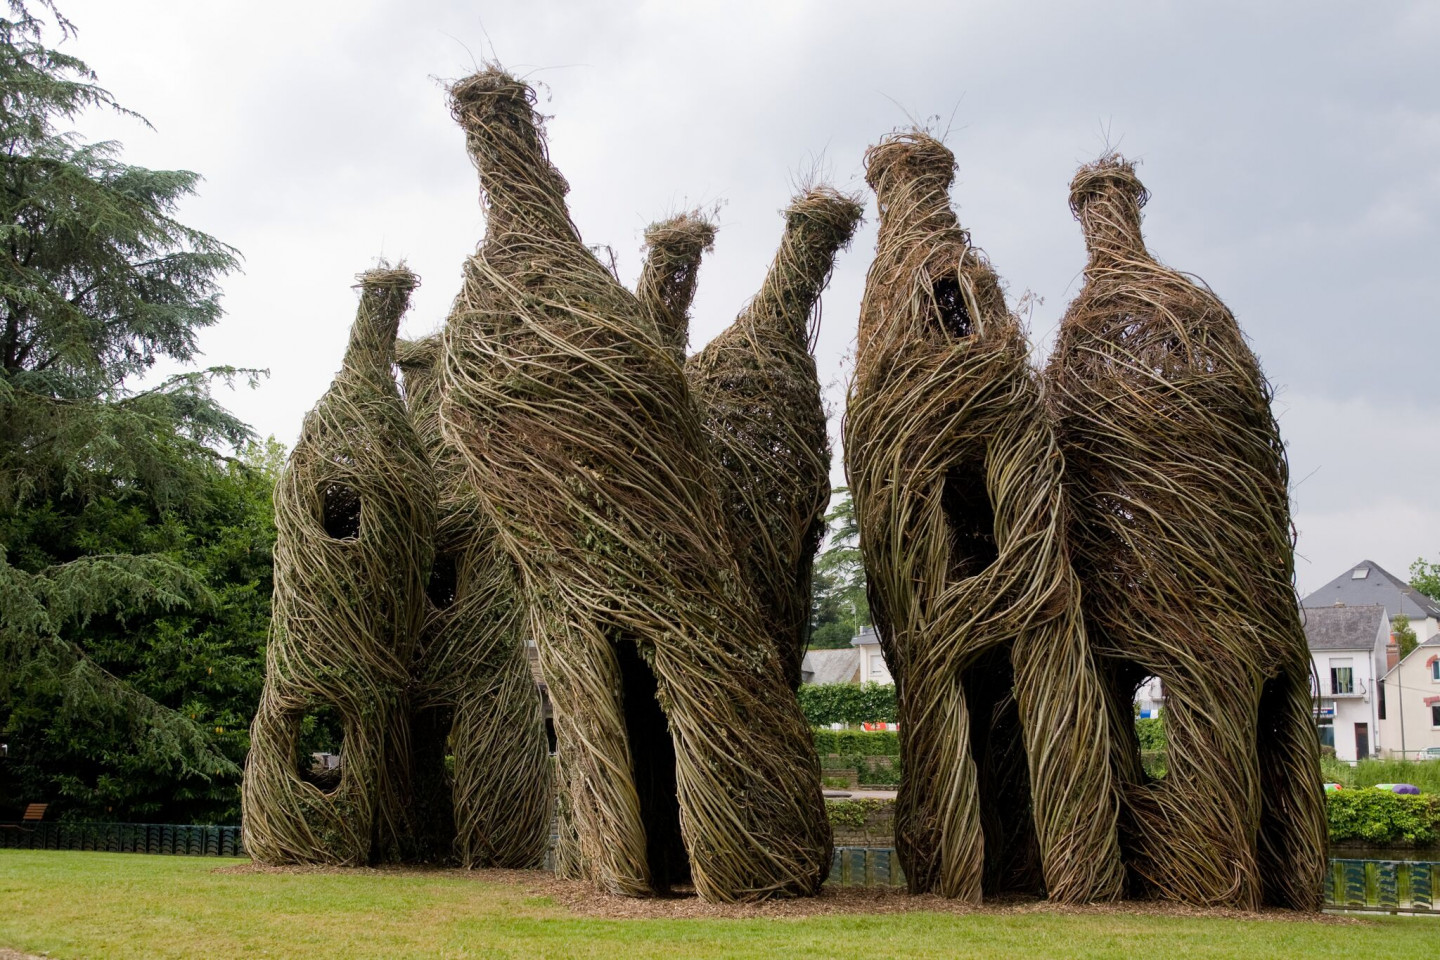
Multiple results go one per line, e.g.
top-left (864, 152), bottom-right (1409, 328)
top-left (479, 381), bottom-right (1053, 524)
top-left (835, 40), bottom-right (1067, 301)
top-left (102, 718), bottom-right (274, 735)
top-left (0, 851), bottom-right (1433, 960)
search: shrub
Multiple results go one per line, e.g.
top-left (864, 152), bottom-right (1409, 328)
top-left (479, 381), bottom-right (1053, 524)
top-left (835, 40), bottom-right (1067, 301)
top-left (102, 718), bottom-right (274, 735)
top-left (826, 798), bottom-right (890, 830)
top-left (797, 683), bottom-right (897, 726)
top-left (855, 758), bottom-right (901, 786)
top-left (1327, 790), bottom-right (1440, 847)
top-left (812, 729), bottom-right (900, 757)
top-left (1134, 717), bottom-right (1165, 752)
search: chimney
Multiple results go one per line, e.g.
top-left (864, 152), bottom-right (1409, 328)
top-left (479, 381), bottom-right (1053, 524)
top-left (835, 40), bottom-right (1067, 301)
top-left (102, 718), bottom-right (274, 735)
top-left (1387, 638), bottom-right (1400, 673)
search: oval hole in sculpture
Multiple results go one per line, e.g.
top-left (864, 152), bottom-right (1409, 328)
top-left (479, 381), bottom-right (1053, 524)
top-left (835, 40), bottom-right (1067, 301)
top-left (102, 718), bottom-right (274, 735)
top-left (295, 702), bottom-right (345, 794)
top-left (932, 275), bottom-right (973, 338)
top-left (940, 463), bottom-right (998, 580)
top-left (319, 482), bottom-right (362, 540)
top-left (1134, 675), bottom-right (1168, 781)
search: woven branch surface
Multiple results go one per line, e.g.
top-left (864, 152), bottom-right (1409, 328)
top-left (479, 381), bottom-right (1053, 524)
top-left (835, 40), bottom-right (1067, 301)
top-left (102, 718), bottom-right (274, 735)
top-left (242, 268), bottom-right (435, 865)
top-left (635, 213), bottom-right (717, 366)
top-left (686, 189), bottom-right (863, 688)
top-left (436, 68), bottom-right (829, 903)
top-left (846, 133), bottom-right (1123, 903)
top-left (1045, 155), bottom-right (1327, 909)
top-left (396, 334), bottom-right (552, 868)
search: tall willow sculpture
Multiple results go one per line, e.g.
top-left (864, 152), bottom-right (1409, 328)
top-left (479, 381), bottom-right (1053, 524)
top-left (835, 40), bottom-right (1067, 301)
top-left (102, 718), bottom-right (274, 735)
top-left (635, 212), bottom-right (717, 366)
top-left (686, 188), bottom-right (863, 687)
top-left (437, 68), bottom-right (829, 902)
top-left (1045, 155), bottom-right (1326, 909)
top-left (395, 335), bottom-right (551, 867)
top-left (242, 267), bottom-right (434, 865)
top-left (846, 133), bottom-right (1123, 903)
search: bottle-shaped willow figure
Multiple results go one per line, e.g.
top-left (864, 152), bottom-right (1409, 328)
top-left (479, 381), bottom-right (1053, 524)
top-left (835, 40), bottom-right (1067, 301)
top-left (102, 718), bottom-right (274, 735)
top-left (395, 334), bottom-right (551, 867)
top-left (1045, 155), bottom-right (1326, 910)
top-left (242, 267), bottom-right (435, 865)
top-left (846, 133), bottom-right (1123, 903)
top-left (437, 68), bottom-right (829, 903)
top-left (685, 188), bottom-right (863, 688)
top-left (634, 211), bottom-right (717, 368)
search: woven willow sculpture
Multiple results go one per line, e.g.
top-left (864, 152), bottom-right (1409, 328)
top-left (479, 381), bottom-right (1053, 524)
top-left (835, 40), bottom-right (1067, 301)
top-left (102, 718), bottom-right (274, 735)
top-left (1045, 156), bottom-right (1327, 909)
top-left (394, 335), bottom-right (551, 867)
top-left (635, 212), bottom-right (717, 366)
top-left (242, 268), bottom-right (434, 865)
top-left (437, 68), bottom-right (829, 902)
top-left (686, 189), bottom-right (863, 687)
top-left (845, 134), bottom-right (1123, 903)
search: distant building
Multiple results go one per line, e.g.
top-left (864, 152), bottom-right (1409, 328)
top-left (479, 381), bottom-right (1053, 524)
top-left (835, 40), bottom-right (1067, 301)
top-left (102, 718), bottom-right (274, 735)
top-left (1135, 677), bottom-right (1164, 719)
top-left (1301, 560), bottom-right (1440, 642)
top-left (1301, 602), bottom-right (1389, 761)
top-left (800, 647), bottom-right (860, 685)
top-left (853, 626), bottom-right (893, 685)
top-left (1379, 632), bottom-right (1440, 761)
top-left (799, 625), bottom-right (893, 686)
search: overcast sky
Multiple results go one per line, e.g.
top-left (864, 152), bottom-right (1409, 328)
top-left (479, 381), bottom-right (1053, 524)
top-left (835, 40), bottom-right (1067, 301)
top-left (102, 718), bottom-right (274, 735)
top-left (57, 0), bottom-right (1439, 595)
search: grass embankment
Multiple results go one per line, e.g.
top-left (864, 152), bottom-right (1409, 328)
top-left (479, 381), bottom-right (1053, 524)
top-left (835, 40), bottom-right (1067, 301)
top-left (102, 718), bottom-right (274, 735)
top-left (1, 851), bottom-right (1434, 960)
top-left (1320, 757), bottom-right (1440, 794)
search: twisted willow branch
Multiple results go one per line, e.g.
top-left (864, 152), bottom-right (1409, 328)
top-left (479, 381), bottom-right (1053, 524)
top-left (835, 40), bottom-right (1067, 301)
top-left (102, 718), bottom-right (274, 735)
top-left (395, 334), bottom-right (552, 867)
top-left (436, 68), bottom-right (829, 902)
top-left (686, 189), bottom-right (863, 688)
top-left (1045, 155), bottom-right (1326, 909)
top-left (242, 267), bottom-right (434, 865)
top-left (845, 133), bottom-right (1123, 903)
top-left (635, 212), bottom-right (717, 366)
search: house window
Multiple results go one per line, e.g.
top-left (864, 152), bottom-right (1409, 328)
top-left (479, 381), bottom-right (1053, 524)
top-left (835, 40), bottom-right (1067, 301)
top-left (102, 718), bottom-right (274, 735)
top-left (1432, 659), bottom-right (1439, 682)
top-left (1316, 717), bottom-right (1334, 749)
top-left (1433, 703), bottom-right (1440, 729)
top-left (1330, 659), bottom-right (1354, 695)
top-left (1379, 681), bottom-right (1386, 720)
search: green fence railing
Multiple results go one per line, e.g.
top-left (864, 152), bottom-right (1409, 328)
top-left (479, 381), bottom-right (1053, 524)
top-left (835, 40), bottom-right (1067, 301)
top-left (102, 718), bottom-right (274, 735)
top-left (0, 821), bottom-right (243, 857)
top-left (1326, 858), bottom-right (1436, 913)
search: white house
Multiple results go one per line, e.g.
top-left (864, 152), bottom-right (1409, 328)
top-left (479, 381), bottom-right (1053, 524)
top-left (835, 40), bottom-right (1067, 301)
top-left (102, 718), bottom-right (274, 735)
top-left (1135, 676), bottom-right (1164, 719)
top-left (1302, 603), bottom-right (1389, 762)
top-left (799, 625), bottom-right (893, 686)
top-left (1379, 633), bottom-right (1440, 761)
top-left (853, 625), bottom-right (893, 685)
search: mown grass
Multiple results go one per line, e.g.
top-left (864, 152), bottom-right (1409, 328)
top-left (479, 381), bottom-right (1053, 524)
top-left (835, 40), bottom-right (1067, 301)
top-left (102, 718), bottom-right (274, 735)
top-left (1, 850), bottom-right (1434, 960)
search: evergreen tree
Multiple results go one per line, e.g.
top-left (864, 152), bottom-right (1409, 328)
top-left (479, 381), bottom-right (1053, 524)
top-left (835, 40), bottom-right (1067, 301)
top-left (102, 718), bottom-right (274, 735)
top-left (0, 0), bottom-right (262, 821)
top-left (808, 486), bottom-right (870, 648)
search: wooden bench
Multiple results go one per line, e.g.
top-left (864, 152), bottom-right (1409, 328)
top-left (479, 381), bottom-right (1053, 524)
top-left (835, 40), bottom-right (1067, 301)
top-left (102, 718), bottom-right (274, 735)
top-left (1, 803), bottom-right (48, 831)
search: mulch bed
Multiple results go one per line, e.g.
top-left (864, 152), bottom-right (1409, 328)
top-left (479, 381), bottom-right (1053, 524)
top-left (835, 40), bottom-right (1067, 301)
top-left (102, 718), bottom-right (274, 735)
top-left (214, 862), bottom-right (1360, 924)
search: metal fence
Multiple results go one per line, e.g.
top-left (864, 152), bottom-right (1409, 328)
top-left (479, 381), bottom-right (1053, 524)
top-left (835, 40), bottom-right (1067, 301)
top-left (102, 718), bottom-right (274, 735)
top-left (1326, 858), bottom-right (1437, 913)
top-left (0, 821), bottom-right (243, 857)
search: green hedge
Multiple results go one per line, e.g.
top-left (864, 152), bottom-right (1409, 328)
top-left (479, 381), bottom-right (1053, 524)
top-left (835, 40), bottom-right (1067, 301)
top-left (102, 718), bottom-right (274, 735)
top-left (1327, 789), bottom-right (1440, 847)
top-left (813, 729), bottom-right (900, 757)
top-left (798, 682), bottom-right (897, 726)
top-left (818, 792), bottom-right (1440, 848)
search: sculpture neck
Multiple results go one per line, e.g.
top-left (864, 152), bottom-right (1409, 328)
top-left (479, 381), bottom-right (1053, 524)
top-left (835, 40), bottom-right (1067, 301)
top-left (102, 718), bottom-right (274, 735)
top-left (1077, 189), bottom-right (1147, 263)
top-left (745, 192), bottom-right (862, 345)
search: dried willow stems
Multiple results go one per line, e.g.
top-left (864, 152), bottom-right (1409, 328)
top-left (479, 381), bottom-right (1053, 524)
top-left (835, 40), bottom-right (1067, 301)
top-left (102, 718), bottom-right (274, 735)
top-left (845, 133), bottom-right (1123, 903)
top-left (242, 268), bottom-right (434, 865)
top-left (1045, 156), bottom-right (1326, 909)
top-left (436, 68), bottom-right (829, 902)
top-left (686, 189), bottom-right (863, 687)
top-left (636, 213), bottom-right (717, 366)
top-left (394, 335), bottom-right (551, 868)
